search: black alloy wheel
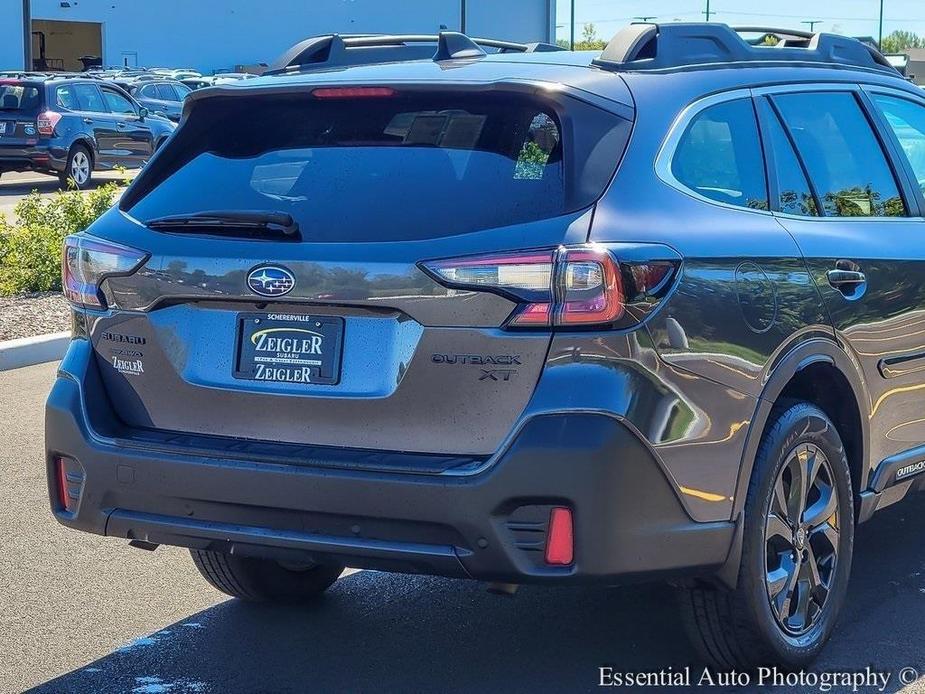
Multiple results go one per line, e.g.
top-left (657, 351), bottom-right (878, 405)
top-left (764, 442), bottom-right (840, 636)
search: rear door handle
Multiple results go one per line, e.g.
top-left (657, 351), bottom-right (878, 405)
top-left (82, 117), bottom-right (93, 124)
top-left (116, 122), bottom-right (127, 129)
top-left (827, 269), bottom-right (866, 288)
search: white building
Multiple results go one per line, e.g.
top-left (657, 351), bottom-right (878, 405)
top-left (3, 0), bottom-right (556, 73)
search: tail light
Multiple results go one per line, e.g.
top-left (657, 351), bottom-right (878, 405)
top-left (422, 244), bottom-right (677, 329)
top-left (62, 235), bottom-right (148, 309)
top-left (36, 110), bottom-right (62, 136)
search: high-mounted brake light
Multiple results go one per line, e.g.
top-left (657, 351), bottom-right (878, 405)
top-left (62, 235), bottom-right (148, 309)
top-left (422, 245), bottom-right (676, 329)
top-left (36, 110), bottom-right (62, 136)
top-left (312, 87), bottom-right (396, 99)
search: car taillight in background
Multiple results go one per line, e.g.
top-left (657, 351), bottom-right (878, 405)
top-left (36, 110), bottom-right (62, 136)
top-left (422, 244), bottom-right (679, 329)
top-left (62, 235), bottom-right (148, 309)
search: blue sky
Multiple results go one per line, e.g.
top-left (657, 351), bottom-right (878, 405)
top-left (554, 0), bottom-right (925, 44)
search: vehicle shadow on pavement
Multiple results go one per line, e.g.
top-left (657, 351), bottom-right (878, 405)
top-left (0, 172), bottom-right (132, 199)
top-left (27, 495), bottom-right (925, 694)
top-left (30, 575), bottom-right (695, 693)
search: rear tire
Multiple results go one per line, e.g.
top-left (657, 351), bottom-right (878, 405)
top-left (190, 549), bottom-right (344, 602)
top-left (59, 144), bottom-right (93, 189)
top-left (679, 402), bottom-right (854, 669)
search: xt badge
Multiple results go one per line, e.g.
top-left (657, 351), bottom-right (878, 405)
top-left (479, 369), bottom-right (516, 382)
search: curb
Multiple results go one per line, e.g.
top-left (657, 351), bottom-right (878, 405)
top-left (0, 331), bottom-right (71, 372)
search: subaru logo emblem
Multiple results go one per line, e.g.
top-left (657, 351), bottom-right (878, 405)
top-left (247, 266), bottom-right (295, 297)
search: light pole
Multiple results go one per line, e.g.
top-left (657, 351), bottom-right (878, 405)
top-left (634, 16), bottom-right (656, 22)
top-left (801, 20), bottom-right (821, 33)
top-left (703, 0), bottom-right (713, 22)
top-left (570, 0), bottom-right (576, 50)
top-left (878, 0), bottom-right (885, 50)
top-left (22, 0), bottom-right (31, 71)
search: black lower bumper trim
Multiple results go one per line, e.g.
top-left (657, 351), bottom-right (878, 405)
top-left (46, 340), bottom-right (735, 584)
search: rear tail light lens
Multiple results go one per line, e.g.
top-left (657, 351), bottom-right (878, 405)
top-left (36, 110), bottom-right (62, 136)
top-left (422, 245), bottom-right (677, 329)
top-left (62, 235), bottom-right (148, 309)
top-left (557, 247), bottom-right (624, 326)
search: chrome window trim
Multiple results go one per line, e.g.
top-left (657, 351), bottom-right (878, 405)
top-left (656, 82), bottom-right (925, 222)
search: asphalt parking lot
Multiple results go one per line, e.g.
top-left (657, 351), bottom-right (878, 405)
top-left (0, 170), bottom-right (130, 220)
top-left (4, 361), bottom-right (925, 693)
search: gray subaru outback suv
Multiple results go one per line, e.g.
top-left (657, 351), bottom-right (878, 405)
top-left (46, 25), bottom-right (925, 668)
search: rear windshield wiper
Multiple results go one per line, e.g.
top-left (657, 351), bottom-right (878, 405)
top-left (145, 210), bottom-right (300, 239)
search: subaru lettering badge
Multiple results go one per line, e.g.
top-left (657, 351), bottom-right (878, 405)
top-left (247, 266), bottom-right (295, 297)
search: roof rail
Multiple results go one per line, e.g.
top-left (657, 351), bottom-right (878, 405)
top-left (592, 22), bottom-right (897, 74)
top-left (266, 31), bottom-right (564, 75)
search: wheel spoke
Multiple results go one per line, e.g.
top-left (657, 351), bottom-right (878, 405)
top-left (772, 476), bottom-right (789, 519)
top-left (767, 564), bottom-right (791, 600)
top-left (766, 512), bottom-right (792, 544)
top-left (803, 484), bottom-right (837, 529)
top-left (787, 449), bottom-right (809, 521)
top-left (788, 578), bottom-right (813, 632)
top-left (803, 543), bottom-right (824, 592)
top-left (811, 521), bottom-right (840, 555)
top-left (771, 553), bottom-right (801, 622)
top-left (806, 447), bottom-right (823, 489)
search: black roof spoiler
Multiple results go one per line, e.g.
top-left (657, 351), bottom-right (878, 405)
top-left (592, 22), bottom-right (897, 74)
top-left (266, 31), bottom-right (564, 75)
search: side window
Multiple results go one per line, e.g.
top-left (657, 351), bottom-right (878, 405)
top-left (871, 94), bottom-right (925, 197)
top-left (55, 85), bottom-right (78, 110)
top-left (72, 84), bottom-right (107, 113)
top-left (139, 84), bottom-right (158, 99)
top-left (671, 98), bottom-right (769, 211)
top-left (155, 83), bottom-right (177, 101)
top-left (101, 88), bottom-right (136, 115)
top-left (756, 98), bottom-right (818, 217)
top-left (773, 92), bottom-right (906, 217)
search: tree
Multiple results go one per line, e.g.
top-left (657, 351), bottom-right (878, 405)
top-left (880, 30), bottom-right (924, 54)
top-left (559, 22), bottom-right (608, 50)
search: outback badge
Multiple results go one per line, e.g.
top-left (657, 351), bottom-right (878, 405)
top-left (247, 266), bottom-right (295, 298)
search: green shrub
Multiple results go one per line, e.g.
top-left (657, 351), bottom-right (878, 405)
top-left (0, 183), bottom-right (119, 296)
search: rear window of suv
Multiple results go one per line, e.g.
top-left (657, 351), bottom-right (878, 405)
top-left (126, 90), bottom-right (630, 241)
top-left (0, 82), bottom-right (42, 113)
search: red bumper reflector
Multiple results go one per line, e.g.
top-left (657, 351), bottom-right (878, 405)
top-left (55, 456), bottom-right (70, 510)
top-left (545, 507), bottom-right (574, 565)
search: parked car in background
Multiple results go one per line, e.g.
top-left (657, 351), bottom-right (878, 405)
top-left (179, 77), bottom-right (213, 91)
top-left (0, 75), bottom-right (175, 187)
top-left (179, 73), bottom-right (258, 90)
top-left (148, 68), bottom-right (202, 80)
top-left (212, 72), bottom-right (259, 85)
top-left (124, 79), bottom-right (191, 122)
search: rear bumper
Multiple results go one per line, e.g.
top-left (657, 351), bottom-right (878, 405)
top-left (0, 143), bottom-right (66, 173)
top-left (46, 339), bottom-right (734, 584)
